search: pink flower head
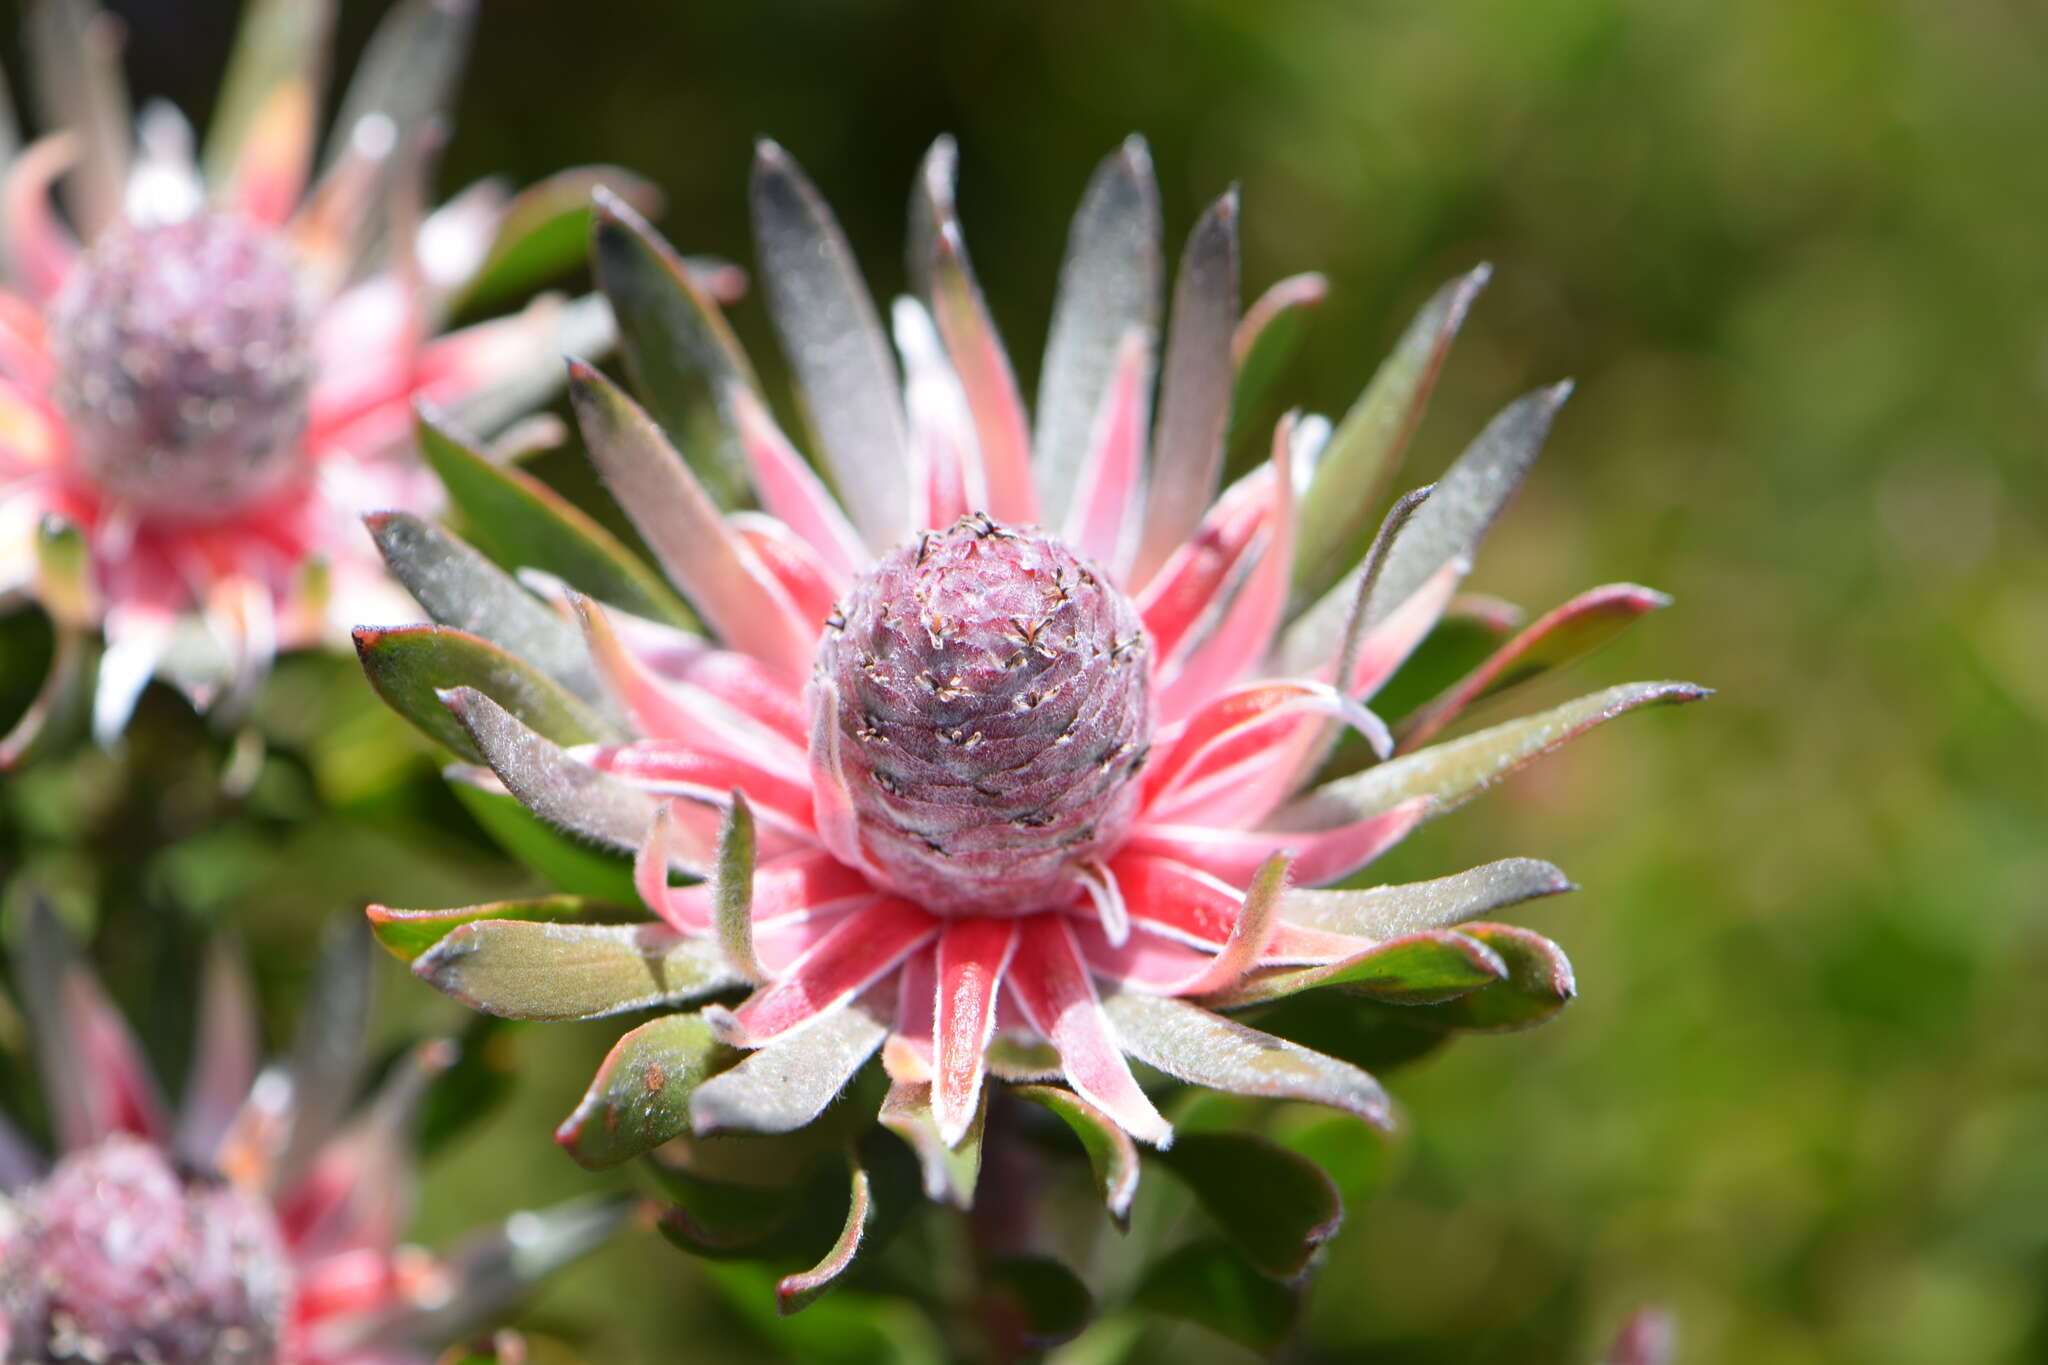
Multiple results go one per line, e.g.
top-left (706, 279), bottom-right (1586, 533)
top-left (0, 904), bottom-right (621, 1364)
top-left (0, 0), bottom-right (629, 756)
top-left (370, 136), bottom-right (1704, 1223)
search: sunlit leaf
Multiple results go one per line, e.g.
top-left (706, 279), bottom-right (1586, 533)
top-left (413, 919), bottom-right (741, 1021)
top-left (557, 1011), bottom-right (733, 1168)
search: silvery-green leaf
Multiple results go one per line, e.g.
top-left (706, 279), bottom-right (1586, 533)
top-left (413, 920), bottom-right (740, 1021)
top-left (1290, 264), bottom-right (1490, 607)
top-left (1279, 858), bottom-right (1573, 938)
top-left (378, 1195), bottom-right (632, 1343)
top-left (1103, 993), bottom-right (1393, 1131)
top-left (322, 0), bottom-right (473, 173)
top-left (203, 0), bottom-right (332, 188)
top-left (364, 512), bottom-right (614, 719)
top-left (439, 686), bottom-right (662, 859)
top-left (273, 918), bottom-right (372, 1191)
top-left (556, 1011), bottom-right (733, 1168)
top-left (691, 996), bottom-right (890, 1137)
top-left (1034, 136), bottom-right (1161, 526)
top-left (1277, 681), bottom-right (1710, 831)
top-left (712, 794), bottom-right (764, 982)
top-left (1134, 189), bottom-right (1240, 581)
top-left (28, 0), bottom-right (130, 234)
top-left (751, 140), bottom-right (911, 550)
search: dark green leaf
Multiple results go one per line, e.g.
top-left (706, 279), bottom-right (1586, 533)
top-left (1013, 1083), bottom-right (1140, 1225)
top-left (1155, 1131), bottom-right (1343, 1280)
top-left (1202, 929), bottom-right (1506, 1009)
top-left (1424, 923), bottom-right (1577, 1031)
top-left (459, 166), bottom-right (663, 311)
top-left (984, 1255), bottom-right (1094, 1348)
top-left (416, 411), bottom-right (695, 628)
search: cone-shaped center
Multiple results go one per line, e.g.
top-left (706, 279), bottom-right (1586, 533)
top-left (814, 515), bottom-right (1154, 915)
top-left (50, 212), bottom-right (314, 521)
top-left (0, 1133), bottom-right (289, 1365)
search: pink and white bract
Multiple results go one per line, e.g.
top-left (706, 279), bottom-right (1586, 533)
top-left (0, 906), bottom-right (621, 1364)
top-left (369, 135), bottom-right (1705, 1215)
top-left (0, 0), bottom-right (621, 755)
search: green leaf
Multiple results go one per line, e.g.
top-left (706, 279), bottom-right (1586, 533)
top-left (413, 919), bottom-right (743, 1021)
top-left (1155, 1131), bottom-right (1343, 1280)
top-left (1291, 265), bottom-right (1490, 606)
top-left (1202, 929), bottom-right (1506, 1010)
top-left (364, 511), bottom-right (618, 718)
top-left (204, 0), bottom-right (333, 188)
top-left (1424, 923), bottom-right (1577, 1031)
top-left (591, 186), bottom-right (756, 506)
top-left (366, 893), bottom-right (634, 961)
top-left (1133, 1240), bottom-right (1300, 1351)
top-left (416, 411), bottom-right (696, 629)
top-left (0, 624), bottom-right (97, 769)
top-left (1247, 991), bottom-right (1451, 1075)
top-left (1281, 681), bottom-right (1711, 830)
top-left (557, 1011), bottom-right (734, 1168)
top-left (449, 783), bottom-right (642, 904)
top-left (1013, 1083), bottom-right (1140, 1225)
top-left (322, 0), bottom-right (472, 173)
top-left (354, 624), bottom-right (609, 763)
top-left (984, 1255), bottom-right (1094, 1348)
top-left (879, 1080), bottom-right (983, 1209)
top-left (458, 166), bottom-right (664, 312)
top-left (655, 1161), bottom-right (814, 1258)
top-left (711, 795), bottom-right (764, 982)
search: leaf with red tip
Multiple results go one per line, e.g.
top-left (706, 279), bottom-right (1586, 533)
top-left (983, 1255), bottom-right (1094, 1349)
top-left (590, 186), bottom-right (756, 506)
top-left (1281, 681), bottom-right (1711, 831)
top-left (752, 140), bottom-right (912, 551)
top-left (931, 917), bottom-right (1019, 1147)
top-left (417, 404), bottom-right (696, 630)
top-left (1136, 188), bottom-right (1240, 584)
top-left (366, 894), bottom-right (632, 961)
top-left (355, 624), bottom-right (613, 763)
top-left (1292, 264), bottom-right (1491, 606)
top-left (776, 1157), bottom-right (874, 1315)
top-left (1007, 917), bottom-right (1170, 1147)
top-left (556, 1011), bottom-right (732, 1169)
top-left (879, 1080), bottom-right (983, 1209)
top-left (459, 166), bottom-right (663, 311)
top-left (441, 686), bottom-right (669, 862)
top-left (413, 919), bottom-right (741, 1021)
top-left (1135, 1240), bottom-right (1301, 1351)
top-left (1397, 582), bottom-right (1674, 749)
top-left (17, 897), bottom-right (169, 1151)
top-left (910, 136), bottom-right (1036, 525)
top-left (1035, 136), bottom-right (1162, 526)
top-left (1103, 993), bottom-right (1394, 1132)
top-left (1279, 858), bottom-right (1574, 938)
top-left (568, 362), bottom-right (814, 683)
top-left (1013, 1084), bottom-right (1141, 1225)
top-left (365, 511), bottom-right (616, 717)
top-left (692, 994), bottom-right (891, 1137)
top-left (1156, 1130), bottom-right (1343, 1280)
top-left (1425, 923), bottom-right (1577, 1031)
top-left (1207, 929), bottom-right (1507, 1009)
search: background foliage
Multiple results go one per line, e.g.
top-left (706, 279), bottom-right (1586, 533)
top-left (3, 0), bottom-right (2046, 1360)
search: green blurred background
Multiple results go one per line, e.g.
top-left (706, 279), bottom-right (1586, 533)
top-left (4, 0), bottom-right (2047, 1360)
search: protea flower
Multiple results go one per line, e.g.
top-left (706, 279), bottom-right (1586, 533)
top-left (0, 0), bottom-right (640, 759)
top-left (0, 903), bottom-right (622, 1363)
top-left (361, 135), bottom-right (1702, 1292)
